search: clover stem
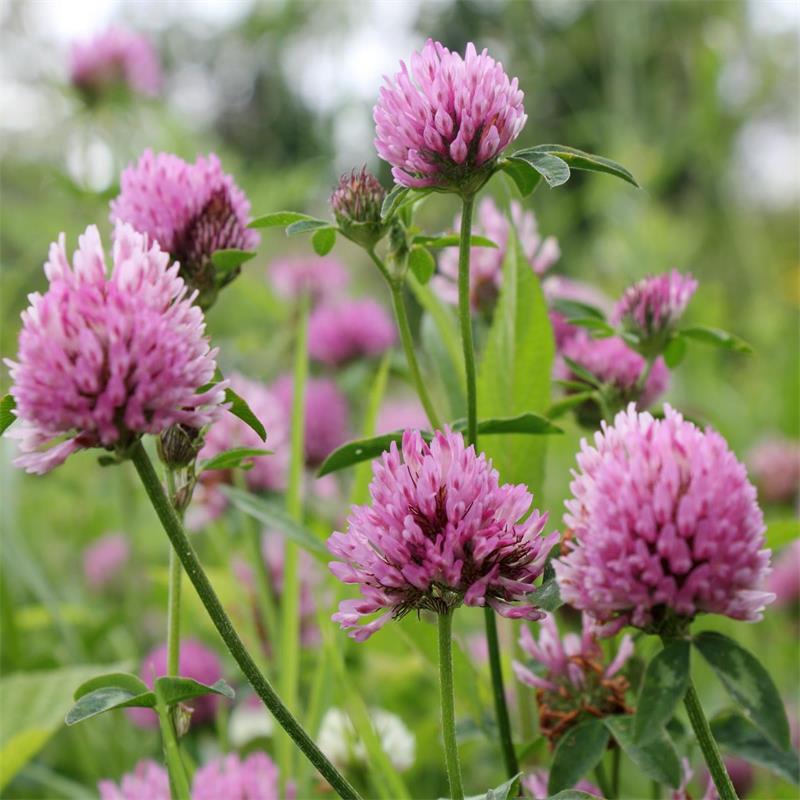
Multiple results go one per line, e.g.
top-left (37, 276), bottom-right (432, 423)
top-left (165, 469), bottom-right (182, 677)
top-left (438, 610), bottom-right (464, 800)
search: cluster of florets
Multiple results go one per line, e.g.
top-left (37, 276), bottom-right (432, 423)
top-left (432, 197), bottom-right (559, 314)
top-left (513, 614), bottom-right (633, 745)
top-left (269, 256), bottom-right (349, 304)
top-left (330, 168), bottom-right (387, 248)
top-left (110, 150), bottom-right (259, 308)
top-left (70, 27), bottom-right (161, 101)
top-left (327, 428), bottom-right (557, 640)
top-left (554, 405), bottom-right (774, 635)
top-left (374, 40), bottom-right (526, 191)
top-left (308, 299), bottom-right (396, 366)
top-left (748, 437), bottom-right (800, 505)
top-left (5, 223), bottom-right (224, 474)
top-left (83, 533), bottom-right (131, 591)
top-left (613, 270), bottom-right (697, 352)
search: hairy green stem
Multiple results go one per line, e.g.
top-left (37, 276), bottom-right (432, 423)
top-left (278, 292), bottom-right (309, 792)
top-left (368, 248), bottom-right (442, 429)
top-left (155, 685), bottom-right (191, 800)
top-left (484, 607), bottom-right (519, 778)
top-left (165, 470), bottom-right (182, 677)
top-left (130, 441), bottom-right (362, 800)
top-left (457, 194), bottom-right (478, 446)
top-left (683, 678), bottom-right (737, 800)
top-left (611, 745), bottom-right (621, 799)
top-left (437, 611), bottom-right (464, 800)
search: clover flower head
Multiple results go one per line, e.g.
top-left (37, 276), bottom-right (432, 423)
top-left (554, 404), bottom-right (774, 635)
top-left (512, 614), bottom-right (633, 744)
top-left (70, 27), bottom-right (161, 100)
top-left (748, 437), bottom-right (800, 505)
top-left (110, 150), bottom-right (259, 308)
top-left (99, 759), bottom-right (169, 800)
top-left (5, 223), bottom-right (224, 474)
top-left (327, 428), bottom-right (558, 640)
top-left (269, 256), bottom-right (348, 304)
top-left (192, 752), bottom-right (279, 800)
top-left (374, 40), bottom-right (526, 190)
top-left (83, 532), bottom-right (131, 590)
top-left (308, 299), bottom-right (396, 366)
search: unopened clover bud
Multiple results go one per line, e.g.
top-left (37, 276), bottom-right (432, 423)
top-left (330, 167), bottom-right (387, 248)
top-left (157, 424), bottom-right (203, 469)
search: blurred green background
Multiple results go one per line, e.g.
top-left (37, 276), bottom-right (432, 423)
top-left (1, 1), bottom-right (798, 798)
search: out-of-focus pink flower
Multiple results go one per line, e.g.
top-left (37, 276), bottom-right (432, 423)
top-left (128, 639), bottom-right (223, 729)
top-left (555, 405), bottom-right (774, 635)
top-left (432, 198), bottom-right (559, 313)
top-left (556, 333), bottom-right (669, 413)
top-left (613, 270), bottom-right (697, 342)
top-left (767, 539), bottom-right (800, 606)
top-left (272, 375), bottom-right (348, 467)
top-left (542, 276), bottom-right (614, 350)
top-left (376, 396), bottom-right (429, 434)
top-left (98, 759), bottom-right (169, 800)
top-left (188, 374), bottom-right (289, 529)
top-left (308, 299), bottom-right (396, 366)
top-left (374, 40), bottom-right (526, 190)
top-left (70, 27), bottom-right (161, 100)
top-left (269, 257), bottom-right (348, 304)
top-left (327, 428), bottom-right (557, 640)
top-left (512, 614), bottom-right (633, 743)
top-left (748, 438), bottom-right (800, 505)
top-left (192, 752), bottom-right (279, 800)
top-left (702, 757), bottom-right (754, 799)
top-left (83, 532), bottom-right (130, 590)
top-left (110, 150), bottom-right (259, 308)
top-left (4, 223), bottom-right (224, 475)
top-left (522, 770), bottom-right (602, 799)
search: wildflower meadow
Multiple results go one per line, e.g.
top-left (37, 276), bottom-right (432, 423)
top-left (1, 3), bottom-right (798, 800)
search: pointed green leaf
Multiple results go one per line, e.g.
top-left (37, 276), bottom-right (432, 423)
top-left (568, 317), bottom-right (616, 337)
top-left (0, 394), bottom-right (16, 435)
top-left (312, 226), bottom-right (336, 256)
top-left (693, 631), bottom-right (790, 750)
top-left (500, 157), bottom-right (542, 197)
top-left (529, 576), bottom-right (563, 612)
top-left (381, 185), bottom-right (409, 219)
top-left (509, 152), bottom-right (570, 188)
top-left (412, 233), bottom-right (498, 249)
top-left (286, 219), bottom-right (332, 236)
top-left (153, 676), bottom-right (234, 706)
top-left (65, 687), bottom-right (156, 725)
top-left (210, 249), bottom-right (257, 271)
top-left (561, 357), bottom-right (603, 389)
top-left (521, 144), bottom-right (639, 188)
top-left (454, 412), bottom-right (562, 436)
top-left (604, 715), bottom-right (682, 789)
top-left (248, 211), bottom-right (312, 229)
top-left (711, 710), bottom-right (800, 785)
top-left (634, 641), bottom-right (690, 744)
top-left (317, 432), bottom-right (416, 476)
top-left (224, 387), bottom-right (266, 442)
top-left (546, 392), bottom-right (598, 420)
top-left (550, 298), bottom-right (607, 321)
top-left (199, 447), bottom-right (272, 474)
top-left (73, 672), bottom-right (149, 701)
top-left (222, 486), bottom-right (328, 559)
top-left (663, 335), bottom-right (687, 368)
top-left (548, 718), bottom-right (609, 795)
top-left (408, 245), bottom-right (436, 284)
top-left (465, 773), bottom-right (522, 800)
top-left (679, 325), bottom-right (752, 354)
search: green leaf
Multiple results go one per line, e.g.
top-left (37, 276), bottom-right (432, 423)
top-left (286, 219), bottom-right (332, 236)
top-left (546, 392), bottom-right (597, 420)
top-left (465, 773), bottom-right (522, 800)
top-left (248, 211), bottom-right (312, 229)
top-left (312, 227), bottom-right (336, 256)
top-left (0, 394), bottom-right (16, 435)
top-left (453, 412), bottom-right (562, 436)
top-left (604, 715), bottom-right (682, 789)
top-left (561, 357), bottom-right (603, 389)
top-left (478, 230), bottom-right (555, 493)
top-left (509, 152), bottom-right (570, 188)
top-left (66, 686), bottom-right (156, 726)
top-left (73, 672), bottom-right (149, 700)
top-left (568, 317), bottom-right (616, 337)
top-left (0, 664), bottom-right (128, 789)
top-left (548, 718), bottom-right (609, 795)
top-left (210, 249), bottom-right (257, 272)
top-left (408, 245), bottom-right (436, 284)
top-left (663, 335), bottom-right (687, 368)
top-left (550, 298), bottom-right (607, 321)
top-left (222, 486), bottom-right (328, 560)
top-left (318, 432), bottom-right (413, 476)
top-left (199, 447), bottom-right (272, 473)
top-left (529, 576), bottom-right (563, 612)
top-left (224, 387), bottom-right (266, 442)
top-left (634, 641), bottom-right (690, 744)
top-left (693, 631), bottom-right (790, 750)
top-left (153, 676), bottom-right (234, 706)
top-left (521, 144), bottom-right (639, 188)
top-left (412, 234), bottom-right (498, 249)
top-left (711, 711), bottom-right (800, 785)
top-left (500, 157), bottom-right (542, 197)
top-left (679, 325), bottom-right (752, 354)
top-left (381, 185), bottom-right (410, 219)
